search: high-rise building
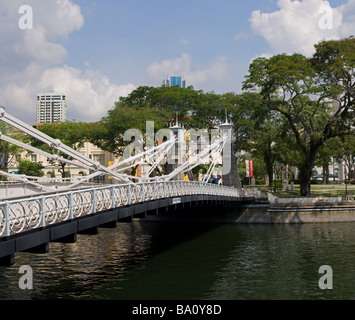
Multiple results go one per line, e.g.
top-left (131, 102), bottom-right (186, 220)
top-left (36, 93), bottom-right (67, 123)
top-left (162, 76), bottom-right (186, 88)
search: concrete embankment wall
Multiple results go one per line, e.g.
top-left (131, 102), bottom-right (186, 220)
top-left (234, 203), bottom-right (355, 224)
top-left (144, 195), bottom-right (355, 224)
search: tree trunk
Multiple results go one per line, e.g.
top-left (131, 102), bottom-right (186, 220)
top-left (266, 162), bottom-right (274, 186)
top-left (322, 163), bottom-right (329, 184)
top-left (298, 148), bottom-right (318, 197)
top-left (58, 162), bottom-right (67, 179)
top-left (263, 145), bottom-right (274, 186)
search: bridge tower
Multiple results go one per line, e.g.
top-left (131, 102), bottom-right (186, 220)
top-left (167, 122), bottom-right (185, 180)
top-left (219, 121), bottom-right (241, 188)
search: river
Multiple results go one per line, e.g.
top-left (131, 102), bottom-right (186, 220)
top-left (0, 220), bottom-right (354, 300)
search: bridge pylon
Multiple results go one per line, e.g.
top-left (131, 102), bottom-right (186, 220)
top-left (167, 123), bottom-right (185, 180)
top-left (219, 122), bottom-right (241, 188)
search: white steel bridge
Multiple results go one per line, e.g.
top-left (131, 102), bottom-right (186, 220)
top-left (0, 108), bottom-right (257, 266)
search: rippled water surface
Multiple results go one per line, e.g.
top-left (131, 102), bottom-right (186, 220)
top-left (1, 221), bottom-right (355, 300)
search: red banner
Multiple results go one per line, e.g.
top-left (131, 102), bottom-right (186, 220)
top-left (249, 160), bottom-right (254, 178)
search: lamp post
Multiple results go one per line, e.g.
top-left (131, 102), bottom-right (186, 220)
top-left (345, 165), bottom-right (348, 197)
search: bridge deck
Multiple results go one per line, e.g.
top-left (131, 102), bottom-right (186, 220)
top-left (0, 181), bottom-right (257, 266)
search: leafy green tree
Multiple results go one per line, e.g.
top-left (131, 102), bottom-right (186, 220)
top-left (32, 121), bottom-right (90, 178)
top-left (89, 102), bottom-right (168, 156)
top-left (333, 135), bottom-right (355, 184)
top-left (0, 121), bottom-right (24, 177)
top-left (18, 159), bottom-right (44, 177)
top-left (243, 37), bottom-right (355, 196)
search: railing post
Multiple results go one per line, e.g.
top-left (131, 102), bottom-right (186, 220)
top-left (141, 182), bottom-right (145, 202)
top-left (92, 189), bottom-right (96, 213)
top-left (40, 196), bottom-right (46, 228)
top-left (173, 181), bottom-right (176, 197)
top-left (111, 186), bottom-right (115, 209)
top-left (163, 181), bottom-right (166, 198)
top-left (128, 184), bottom-right (131, 205)
top-left (4, 201), bottom-right (10, 237)
top-left (69, 192), bottom-right (73, 220)
top-left (153, 181), bottom-right (157, 200)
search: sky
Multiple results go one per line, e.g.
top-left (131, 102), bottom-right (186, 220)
top-left (0, 0), bottom-right (354, 123)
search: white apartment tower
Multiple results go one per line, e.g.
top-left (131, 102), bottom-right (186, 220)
top-left (36, 93), bottom-right (67, 123)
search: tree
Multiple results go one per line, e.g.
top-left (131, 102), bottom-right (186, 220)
top-left (243, 37), bottom-right (354, 196)
top-left (0, 121), bottom-right (24, 177)
top-left (18, 159), bottom-right (44, 177)
top-left (333, 135), bottom-right (355, 184)
top-left (89, 102), bottom-right (168, 156)
top-left (229, 92), bottom-right (291, 186)
top-left (32, 122), bottom-right (90, 178)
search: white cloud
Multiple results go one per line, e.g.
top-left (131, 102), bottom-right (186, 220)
top-left (146, 53), bottom-right (230, 89)
top-left (0, 0), bottom-right (135, 123)
top-left (38, 66), bottom-right (136, 121)
top-left (250, 0), bottom-right (354, 57)
top-left (20, 26), bottom-right (68, 64)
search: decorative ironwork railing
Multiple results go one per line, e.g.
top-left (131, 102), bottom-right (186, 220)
top-left (0, 181), bottom-right (256, 238)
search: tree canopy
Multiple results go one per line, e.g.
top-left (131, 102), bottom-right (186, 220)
top-left (243, 37), bottom-right (354, 196)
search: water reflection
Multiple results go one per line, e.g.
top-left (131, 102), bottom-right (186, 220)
top-left (0, 221), bottom-right (354, 300)
top-left (207, 223), bottom-right (355, 300)
top-left (0, 222), bottom-right (154, 299)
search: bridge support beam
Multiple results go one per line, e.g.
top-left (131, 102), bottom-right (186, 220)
top-left (78, 226), bottom-right (99, 235)
top-left (118, 216), bottom-right (133, 222)
top-left (100, 220), bottom-right (117, 228)
top-left (52, 233), bottom-right (77, 243)
top-left (24, 242), bottom-right (49, 254)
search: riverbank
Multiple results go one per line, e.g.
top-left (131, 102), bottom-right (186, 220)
top-left (234, 193), bottom-right (355, 224)
top-left (142, 193), bottom-right (355, 224)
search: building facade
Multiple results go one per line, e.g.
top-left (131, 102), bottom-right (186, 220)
top-left (36, 93), bottom-right (67, 124)
top-left (162, 76), bottom-right (186, 88)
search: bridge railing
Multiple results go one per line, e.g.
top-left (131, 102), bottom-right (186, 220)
top-left (0, 181), bottom-right (256, 238)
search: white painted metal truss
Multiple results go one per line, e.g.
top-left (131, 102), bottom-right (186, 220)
top-left (0, 107), bottom-right (227, 193)
top-left (0, 180), bottom-right (257, 238)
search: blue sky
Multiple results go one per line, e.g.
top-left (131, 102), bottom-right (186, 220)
top-left (0, 0), bottom-right (353, 123)
top-left (64, 0), bottom-right (280, 90)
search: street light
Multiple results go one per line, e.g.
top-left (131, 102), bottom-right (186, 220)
top-left (345, 166), bottom-right (348, 197)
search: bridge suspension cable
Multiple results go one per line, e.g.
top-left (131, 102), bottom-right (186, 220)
top-left (0, 108), bottom-right (229, 192)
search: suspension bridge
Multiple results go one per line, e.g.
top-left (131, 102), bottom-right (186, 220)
top-left (0, 108), bottom-right (258, 266)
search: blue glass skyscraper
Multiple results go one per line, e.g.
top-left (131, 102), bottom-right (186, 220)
top-left (163, 76), bottom-right (186, 88)
top-left (170, 76), bottom-right (182, 87)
